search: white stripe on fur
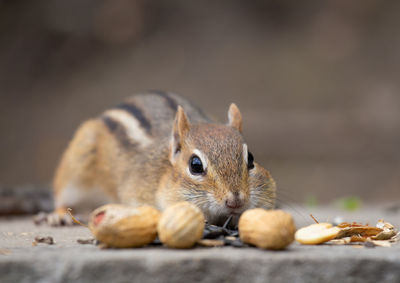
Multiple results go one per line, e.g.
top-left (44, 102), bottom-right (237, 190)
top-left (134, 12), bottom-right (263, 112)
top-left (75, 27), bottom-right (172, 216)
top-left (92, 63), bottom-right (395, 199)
top-left (104, 109), bottom-right (152, 147)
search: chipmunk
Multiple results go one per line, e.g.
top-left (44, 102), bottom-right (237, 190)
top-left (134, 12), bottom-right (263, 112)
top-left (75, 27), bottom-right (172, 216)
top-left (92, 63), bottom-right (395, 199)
top-left (49, 91), bottom-right (276, 226)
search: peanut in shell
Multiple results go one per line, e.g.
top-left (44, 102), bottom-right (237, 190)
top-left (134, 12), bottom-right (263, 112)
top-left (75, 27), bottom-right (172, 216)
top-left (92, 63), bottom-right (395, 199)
top-left (89, 204), bottom-right (160, 248)
top-left (239, 209), bottom-right (296, 250)
top-left (157, 202), bottom-right (205, 249)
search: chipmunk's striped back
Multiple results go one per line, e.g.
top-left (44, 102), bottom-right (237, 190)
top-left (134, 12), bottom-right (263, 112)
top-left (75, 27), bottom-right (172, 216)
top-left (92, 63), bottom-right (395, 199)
top-left (100, 91), bottom-right (211, 149)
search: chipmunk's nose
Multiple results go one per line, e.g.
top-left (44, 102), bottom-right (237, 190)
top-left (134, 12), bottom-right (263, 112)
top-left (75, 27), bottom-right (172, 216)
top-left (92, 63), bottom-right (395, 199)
top-left (225, 192), bottom-right (243, 209)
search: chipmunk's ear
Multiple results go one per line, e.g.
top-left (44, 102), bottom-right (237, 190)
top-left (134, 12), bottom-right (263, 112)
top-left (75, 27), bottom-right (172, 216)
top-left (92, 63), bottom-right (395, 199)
top-left (170, 106), bottom-right (190, 164)
top-left (228, 103), bottom-right (242, 133)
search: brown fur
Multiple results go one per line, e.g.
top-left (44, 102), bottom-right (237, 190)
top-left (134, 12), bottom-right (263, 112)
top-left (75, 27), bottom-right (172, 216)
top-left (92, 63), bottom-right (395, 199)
top-left (52, 92), bottom-right (276, 225)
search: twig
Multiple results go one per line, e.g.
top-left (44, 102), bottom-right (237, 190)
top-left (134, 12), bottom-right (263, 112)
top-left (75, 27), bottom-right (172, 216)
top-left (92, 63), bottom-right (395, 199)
top-left (67, 208), bottom-right (88, 228)
top-left (310, 214), bottom-right (319, 224)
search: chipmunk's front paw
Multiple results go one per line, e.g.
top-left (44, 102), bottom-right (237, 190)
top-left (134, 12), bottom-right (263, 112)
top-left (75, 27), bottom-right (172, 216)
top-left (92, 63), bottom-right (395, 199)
top-left (47, 211), bottom-right (75, 226)
top-left (33, 208), bottom-right (75, 226)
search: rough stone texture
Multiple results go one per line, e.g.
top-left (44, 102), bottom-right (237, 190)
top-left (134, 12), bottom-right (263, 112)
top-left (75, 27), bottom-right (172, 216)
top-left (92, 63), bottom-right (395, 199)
top-left (1, 206), bottom-right (399, 283)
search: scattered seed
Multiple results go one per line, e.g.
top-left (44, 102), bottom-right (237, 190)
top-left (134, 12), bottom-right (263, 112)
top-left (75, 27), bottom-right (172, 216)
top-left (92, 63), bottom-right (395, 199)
top-left (203, 230), bottom-right (225, 239)
top-left (225, 236), bottom-right (237, 241)
top-left (230, 239), bottom-right (248, 248)
top-left (203, 223), bottom-right (238, 240)
top-left (229, 231), bottom-right (239, 237)
top-left (34, 236), bottom-right (55, 245)
top-left (222, 215), bottom-right (233, 229)
top-left (77, 238), bottom-right (96, 245)
top-left (197, 239), bottom-right (225, 247)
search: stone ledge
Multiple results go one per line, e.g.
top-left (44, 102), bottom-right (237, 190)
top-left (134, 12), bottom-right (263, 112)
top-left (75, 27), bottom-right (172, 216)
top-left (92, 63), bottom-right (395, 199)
top-left (1, 207), bottom-right (399, 283)
top-left (1, 245), bottom-right (400, 283)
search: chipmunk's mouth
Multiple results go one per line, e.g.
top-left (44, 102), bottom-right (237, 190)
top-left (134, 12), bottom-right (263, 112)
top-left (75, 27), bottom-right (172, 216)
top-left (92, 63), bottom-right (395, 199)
top-left (202, 197), bottom-right (247, 226)
top-left (227, 205), bottom-right (248, 215)
top-left (228, 209), bottom-right (243, 216)
top-left (205, 210), bottom-right (242, 227)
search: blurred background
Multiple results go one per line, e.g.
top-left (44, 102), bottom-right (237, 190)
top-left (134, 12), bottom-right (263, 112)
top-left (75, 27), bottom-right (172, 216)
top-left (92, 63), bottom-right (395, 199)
top-left (1, 0), bottom-right (399, 213)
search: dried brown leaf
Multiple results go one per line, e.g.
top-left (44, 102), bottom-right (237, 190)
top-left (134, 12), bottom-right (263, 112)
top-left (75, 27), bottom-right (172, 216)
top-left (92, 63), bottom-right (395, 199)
top-left (350, 235), bottom-right (368, 242)
top-left (389, 232), bottom-right (400, 243)
top-left (337, 222), bottom-right (366, 228)
top-left (372, 230), bottom-right (397, 240)
top-left (337, 226), bottom-right (382, 238)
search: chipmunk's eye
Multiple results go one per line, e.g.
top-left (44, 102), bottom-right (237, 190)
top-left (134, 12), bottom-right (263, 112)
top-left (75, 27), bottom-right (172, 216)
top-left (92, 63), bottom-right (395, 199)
top-left (189, 154), bottom-right (205, 175)
top-left (248, 152), bottom-right (255, 170)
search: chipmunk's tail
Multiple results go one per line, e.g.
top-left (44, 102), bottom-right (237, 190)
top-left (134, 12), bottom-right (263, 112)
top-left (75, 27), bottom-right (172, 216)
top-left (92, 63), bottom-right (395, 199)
top-left (0, 185), bottom-right (53, 216)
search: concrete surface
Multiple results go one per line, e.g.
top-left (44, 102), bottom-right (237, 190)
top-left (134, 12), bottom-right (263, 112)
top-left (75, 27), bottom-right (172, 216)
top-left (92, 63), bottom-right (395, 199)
top-left (1, 205), bottom-right (399, 283)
